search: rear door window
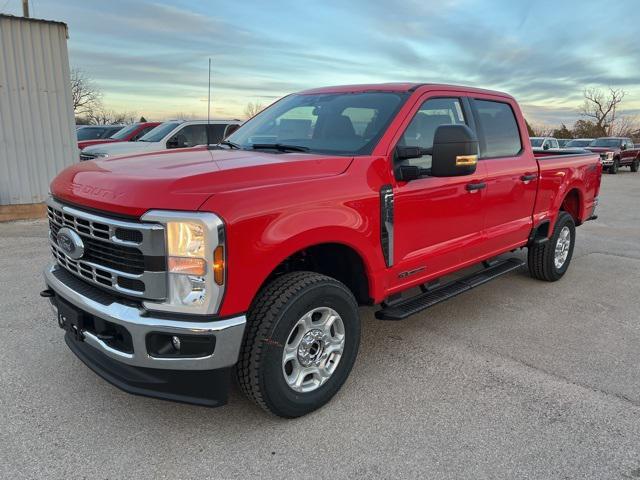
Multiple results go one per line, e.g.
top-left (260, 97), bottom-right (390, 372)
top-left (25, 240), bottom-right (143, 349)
top-left (474, 100), bottom-right (522, 158)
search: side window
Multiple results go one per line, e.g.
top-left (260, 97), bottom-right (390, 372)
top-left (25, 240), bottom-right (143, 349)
top-left (474, 100), bottom-right (522, 158)
top-left (168, 125), bottom-right (207, 148)
top-left (206, 124), bottom-right (228, 144)
top-left (550, 138), bottom-right (559, 149)
top-left (398, 97), bottom-right (466, 169)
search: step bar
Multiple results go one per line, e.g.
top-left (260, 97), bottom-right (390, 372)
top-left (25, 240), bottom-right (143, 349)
top-left (375, 258), bottom-right (525, 321)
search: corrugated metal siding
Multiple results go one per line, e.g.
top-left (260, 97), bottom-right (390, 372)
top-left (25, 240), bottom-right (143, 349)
top-left (0, 15), bottom-right (77, 205)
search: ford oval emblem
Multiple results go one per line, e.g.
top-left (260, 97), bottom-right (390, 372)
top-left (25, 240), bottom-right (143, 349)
top-left (56, 227), bottom-right (85, 260)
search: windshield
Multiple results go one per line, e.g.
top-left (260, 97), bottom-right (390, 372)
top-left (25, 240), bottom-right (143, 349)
top-left (590, 138), bottom-right (622, 147)
top-left (139, 122), bottom-right (180, 142)
top-left (566, 139), bottom-right (591, 147)
top-left (109, 124), bottom-right (139, 140)
top-left (530, 138), bottom-right (543, 147)
top-left (77, 126), bottom-right (118, 141)
top-left (226, 92), bottom-right (408, 155)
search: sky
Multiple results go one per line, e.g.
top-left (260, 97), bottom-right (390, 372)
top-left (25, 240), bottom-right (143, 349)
top-left (3, 0), bottom-right (640, 126)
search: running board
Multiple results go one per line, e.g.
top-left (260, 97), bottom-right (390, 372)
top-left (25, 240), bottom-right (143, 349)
top-left (375, 258), bottom-right (525, 321)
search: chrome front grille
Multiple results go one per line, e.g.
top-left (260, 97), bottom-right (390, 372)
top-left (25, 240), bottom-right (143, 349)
top-left (46, 197), bottom-right (167, 300)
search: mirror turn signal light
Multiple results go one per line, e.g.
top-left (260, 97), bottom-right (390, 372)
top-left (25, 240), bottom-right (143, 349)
top-left (455, 154), bottom-right (478, 166)
top-left (213, 245), bottom-right (225, 285)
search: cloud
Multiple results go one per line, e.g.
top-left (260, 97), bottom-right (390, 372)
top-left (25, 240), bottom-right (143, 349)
top-left (16, 0), bottom-right (640, 122)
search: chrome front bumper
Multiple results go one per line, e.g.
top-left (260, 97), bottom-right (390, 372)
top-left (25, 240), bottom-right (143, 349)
top-left (44, 263), bottom-right (246, 371)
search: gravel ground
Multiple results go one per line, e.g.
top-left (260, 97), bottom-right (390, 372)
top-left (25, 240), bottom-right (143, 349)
top-left (1, 171), bottom-right (639, 479)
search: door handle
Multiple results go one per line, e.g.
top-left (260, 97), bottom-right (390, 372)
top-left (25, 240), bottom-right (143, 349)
top-left (520, 174), bottom-right (537, 182)
top-left (466, 182), bottom-right (486, 192)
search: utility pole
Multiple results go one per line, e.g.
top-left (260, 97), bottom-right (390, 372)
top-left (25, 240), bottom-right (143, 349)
top-left (22, 0), bottom-right (29, 18)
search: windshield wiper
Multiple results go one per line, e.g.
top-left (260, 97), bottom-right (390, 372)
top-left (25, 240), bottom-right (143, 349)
top-left (218, 140), bottom-right (241, 149)
top-left (251, 143), bottom-right (309, 152)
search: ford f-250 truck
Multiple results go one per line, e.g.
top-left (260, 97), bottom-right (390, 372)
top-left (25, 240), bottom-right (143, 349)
top-left (586, 137), bottom-right (640, 174)
top-left (41, 83), bottom-right (602, 417)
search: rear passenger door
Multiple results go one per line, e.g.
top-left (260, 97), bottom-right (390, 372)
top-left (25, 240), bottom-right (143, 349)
top-left (471, 98), bottom-right (538, 256)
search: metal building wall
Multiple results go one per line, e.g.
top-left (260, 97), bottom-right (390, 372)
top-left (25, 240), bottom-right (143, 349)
top-left (0, 15), bottom-right (77, 206)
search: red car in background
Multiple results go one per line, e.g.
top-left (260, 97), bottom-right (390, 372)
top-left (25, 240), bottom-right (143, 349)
top-left (77, 122), bottom-right (160, 150)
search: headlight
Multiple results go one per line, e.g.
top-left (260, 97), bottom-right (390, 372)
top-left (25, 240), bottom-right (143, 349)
top-left (93, 152), bottom-right (109, 158)
top-left (607, 152), bottom-right (614, 160)
top-left (140, 211), bottom-right (226, 315)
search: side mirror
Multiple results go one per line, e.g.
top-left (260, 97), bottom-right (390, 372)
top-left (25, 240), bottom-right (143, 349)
top-left (430, 124), bottom-right (479, 177)
top-left (224, 124), bottom-right (240, 138)
top-left (166, 137), bottom-right (186, 149)
top-left (543, 143), bottom-right (550, 150)
top-left (621, 144), bottom-right (627, 151)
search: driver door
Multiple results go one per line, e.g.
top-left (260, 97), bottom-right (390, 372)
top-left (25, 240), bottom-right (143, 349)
top-left (391, 95), bottom-right (486, 287)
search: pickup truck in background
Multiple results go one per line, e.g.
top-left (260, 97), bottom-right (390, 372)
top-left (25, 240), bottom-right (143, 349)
top-left (42, 83), bottom-right (602, 418)
top-left (530, 136), bottom-right (559, 151)
top-left (77, 122), bottom-right (161, 151)
top-left (79, 119), bottom-right (241, 161)
top-left (587, 137), bottom-right (640, 174)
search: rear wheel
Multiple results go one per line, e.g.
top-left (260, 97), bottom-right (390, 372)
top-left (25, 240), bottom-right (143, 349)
top-left (528, 211), bottom-right (576, 282)
top-left (237, 271), bottom-right (360, 417)
top-left (609, 158), bottom-right (619, 174)
top-left (631, 159), bottom-right (639, 172)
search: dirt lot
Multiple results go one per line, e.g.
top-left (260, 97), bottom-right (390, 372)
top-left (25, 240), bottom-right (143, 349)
top-left (1, 171), bottom-right (639, 479)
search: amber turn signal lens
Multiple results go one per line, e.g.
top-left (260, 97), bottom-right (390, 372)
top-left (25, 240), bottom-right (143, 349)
top-left (168, 256), bottom-right (206, 276)
top-left (213, 245), bottom-right (225, 285)
top-left (455, 154), bottom-right (478, 166)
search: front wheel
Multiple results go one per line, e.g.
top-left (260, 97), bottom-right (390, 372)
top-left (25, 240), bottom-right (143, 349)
top-left (609, 158), bottom-right (619, 174)
top-left (528, 211), bottom-right (576, 281)
top-left (631, 159), bottom-right (639, 172)
top-left (237, 271), bottom-right (360, 417)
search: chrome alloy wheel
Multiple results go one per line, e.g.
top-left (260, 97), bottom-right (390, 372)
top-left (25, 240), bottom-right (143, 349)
top-left (554, 225), bottom-right (571, 269)
top-left (282, 307), bottom-right (345, 393)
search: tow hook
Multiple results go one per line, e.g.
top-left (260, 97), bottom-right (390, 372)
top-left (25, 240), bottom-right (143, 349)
top-left (40, 288), bottom-right (55, 298)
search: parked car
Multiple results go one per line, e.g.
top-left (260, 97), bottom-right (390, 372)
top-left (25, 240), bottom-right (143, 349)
top-left (76, 125), bottom-right (124, 143)
top-left (564, 138), bottom-right (594, 148)
top-left (42, 83), bottom-right (602, 417)
top-left (79, 120), bottom-right (241, 161)
top-left (557, 139), bottom-right (570, 147)
top-left (530, 136), bottom-right (559, 150)
top-left (77, 122), bottom-right (160, 151)
top-left (586, 137), bottom-right (640, 174)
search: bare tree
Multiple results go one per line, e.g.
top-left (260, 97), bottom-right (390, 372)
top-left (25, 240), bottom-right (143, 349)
top-left (581, 87), bottom-right (626, 135)
top-left (529, 123), bottom-right (554, 137)
top-left (173, 112), bottom-right (198, 121)
top-left (88, 108), bottom-right (137, 125)
top-left (244, 102), bottom-right (264, 119)
top-left (611, 115), bottom-right (639, 137)
top-left (70, 68), bottom-right (102, 117)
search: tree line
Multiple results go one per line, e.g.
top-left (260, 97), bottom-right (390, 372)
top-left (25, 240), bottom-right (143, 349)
top-left (527, 88), bottom-right (639, 140)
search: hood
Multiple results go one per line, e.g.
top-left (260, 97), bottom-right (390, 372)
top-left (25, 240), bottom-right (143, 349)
top-left (77, 138), bottom-right (119, 150)
top-left (82, 141), bottom-right (158, 155)
top-left (586, 147), bottom-right (617, 153)
top-left (50, 147), bottom-right (353, 217)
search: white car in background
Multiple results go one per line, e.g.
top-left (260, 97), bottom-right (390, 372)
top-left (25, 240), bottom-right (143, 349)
top-left (79, 119), bottom-right (242, 160)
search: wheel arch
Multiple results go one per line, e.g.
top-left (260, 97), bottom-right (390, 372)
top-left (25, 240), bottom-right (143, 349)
top-left (254, 241), bottom-right (374, 306)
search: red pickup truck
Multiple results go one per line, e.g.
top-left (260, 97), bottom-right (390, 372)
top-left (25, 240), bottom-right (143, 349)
top-left (42, 83), bottom-right (602, 417)
top-left (77, 122), bottom-right (160, 151)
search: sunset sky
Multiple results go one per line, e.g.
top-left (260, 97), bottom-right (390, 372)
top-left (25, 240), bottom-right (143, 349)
top-left (3, 0), bottom-right (639, 126)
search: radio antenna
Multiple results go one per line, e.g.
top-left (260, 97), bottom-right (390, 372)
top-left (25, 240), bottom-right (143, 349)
top-left (207, 57), bottom-right (212, 146)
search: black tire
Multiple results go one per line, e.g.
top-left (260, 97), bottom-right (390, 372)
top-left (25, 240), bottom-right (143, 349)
top-left (236, 271), bottom-right (360, 417)
top-left (609, 158), bottom-right (619, 174)
top-left (528, 211), bottom-right (576, 282)
top-left (631, 159), bottom-right (639, 172)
